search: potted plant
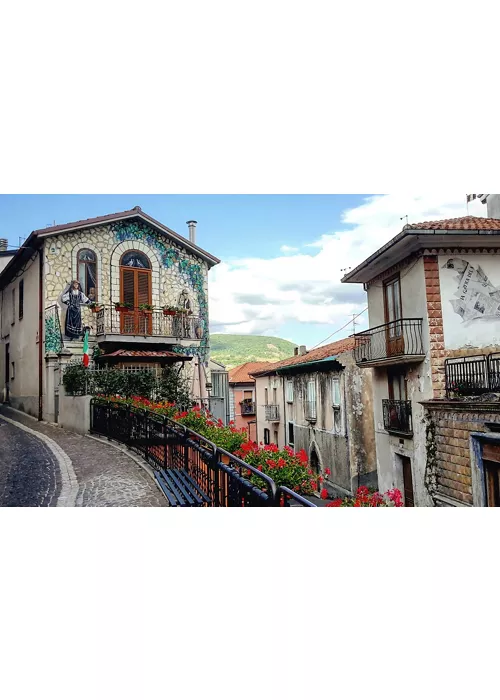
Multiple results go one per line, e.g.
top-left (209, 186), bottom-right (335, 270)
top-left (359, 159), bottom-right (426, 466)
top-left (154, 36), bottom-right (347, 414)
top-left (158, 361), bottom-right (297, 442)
top-left (89, 301), bottom-right (102, 313)
top-left (163, 304), bottom-right (179, 316)
top-left (139, 303), bottom-right (154, 315)
top-left (115, 301), bottom-right (133, 313)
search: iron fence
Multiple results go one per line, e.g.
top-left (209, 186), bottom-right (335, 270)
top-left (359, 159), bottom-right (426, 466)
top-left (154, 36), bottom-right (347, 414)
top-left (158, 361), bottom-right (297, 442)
top-left (90, 399), bottom-right (316, 507)
top-left (93, 305), bottom-right (204, 340)
top-left (240, 401), bottom-right (256, 415)
top-left (382, 399), bottom-right (413, 435)
top-left (445, 354), bottom-right (500, 396)
top-left (353, 318), bottom-right (424, 364)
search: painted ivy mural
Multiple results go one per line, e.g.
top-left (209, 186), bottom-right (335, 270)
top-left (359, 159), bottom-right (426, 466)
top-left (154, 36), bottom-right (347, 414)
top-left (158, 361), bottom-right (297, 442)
top-left (111, 219), bottom-right (210, 361)
top-left (45, 307), bottom-right (63, 354)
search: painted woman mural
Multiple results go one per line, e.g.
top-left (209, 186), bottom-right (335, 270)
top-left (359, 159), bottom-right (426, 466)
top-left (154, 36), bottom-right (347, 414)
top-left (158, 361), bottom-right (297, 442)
top-left (62, 280), bottom-right (90, 339)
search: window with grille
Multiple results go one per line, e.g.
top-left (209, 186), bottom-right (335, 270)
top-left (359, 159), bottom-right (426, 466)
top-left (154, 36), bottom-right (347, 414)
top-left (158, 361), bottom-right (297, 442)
top-left (286, 380), bottom-right (294, 403)
top-left (19, 279), bottom-right (24, 320)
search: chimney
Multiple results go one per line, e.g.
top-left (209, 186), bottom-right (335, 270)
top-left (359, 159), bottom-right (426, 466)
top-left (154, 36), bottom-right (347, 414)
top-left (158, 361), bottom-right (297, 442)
top-left (299, 345), bottom-right (307, 356)
top-left (294, 347), bottom-right (299, 356)
top-left (0, 238), bottom-right (7, 251)
top-left (186, 220), bottom-right (197, 244)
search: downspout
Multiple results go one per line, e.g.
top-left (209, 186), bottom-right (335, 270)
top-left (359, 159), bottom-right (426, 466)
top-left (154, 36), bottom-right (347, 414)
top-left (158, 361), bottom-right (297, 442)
top-left (38, 245), bottom-right (43, 421)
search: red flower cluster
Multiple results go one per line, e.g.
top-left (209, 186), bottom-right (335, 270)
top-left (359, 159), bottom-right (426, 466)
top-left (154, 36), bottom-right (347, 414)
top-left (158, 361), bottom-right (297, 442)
top-left (325, 486), bottom-right (404, 507)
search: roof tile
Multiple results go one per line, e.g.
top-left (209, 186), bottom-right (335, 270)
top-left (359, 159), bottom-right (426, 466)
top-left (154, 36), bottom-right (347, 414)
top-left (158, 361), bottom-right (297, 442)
top-left (406, 216), bottom-right (500, 231)
top-left (250, 336), bottom-right (355, 376)
top-left (228, 362), bottom-right (272, 383)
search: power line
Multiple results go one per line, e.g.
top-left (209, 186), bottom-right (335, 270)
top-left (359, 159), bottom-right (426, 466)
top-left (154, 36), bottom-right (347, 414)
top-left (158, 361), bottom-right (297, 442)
top-left (309, 307), bottom-right (368, 350)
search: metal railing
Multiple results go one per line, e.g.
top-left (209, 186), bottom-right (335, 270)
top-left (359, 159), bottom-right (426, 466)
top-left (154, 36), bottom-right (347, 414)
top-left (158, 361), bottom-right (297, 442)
top-left (382, 399), bottom-right (413, 435)
top-left (353, 318), bottom-right (424, 365)
top-left (240, 401), bottom-right (256, 415)
top-left (90, 399), bottom-right (316, 507)
top-left (445, 354), bottom-right (500, 396)
top-left (265, 404), bottom-right (280, 421)
top-left (93, 305), bottom-right (203, 340)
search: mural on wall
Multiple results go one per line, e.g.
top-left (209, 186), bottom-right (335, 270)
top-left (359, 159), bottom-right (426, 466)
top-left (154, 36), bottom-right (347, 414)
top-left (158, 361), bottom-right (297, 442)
top-left (111, 219), bottom-right (210, 361)
top-left (440, 255), bottom-right (500, 349)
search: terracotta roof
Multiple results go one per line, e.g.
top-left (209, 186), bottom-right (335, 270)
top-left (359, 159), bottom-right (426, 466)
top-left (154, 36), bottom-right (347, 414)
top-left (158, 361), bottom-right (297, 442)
top-left (228, 362), bottom-right (272, 383)
top-left (250, 337), bottom-right (355, 377)
top-left (405, 216), bottom-right (500, 231)
top-left (99, 349), bottom-right (191, 360)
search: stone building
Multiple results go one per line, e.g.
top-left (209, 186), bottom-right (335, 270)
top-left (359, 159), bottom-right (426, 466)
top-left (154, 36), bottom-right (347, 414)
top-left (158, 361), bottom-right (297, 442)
top-left (342, 213), bottom-right (500, 507)
top-left (250, 338), bottom-right (376, 498)
top-left (0, 207), bottom-right (220, 420)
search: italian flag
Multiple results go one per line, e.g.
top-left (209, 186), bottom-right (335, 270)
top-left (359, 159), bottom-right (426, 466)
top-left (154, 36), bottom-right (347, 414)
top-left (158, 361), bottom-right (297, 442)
top-left (82, 329), bottom-right (90, 367)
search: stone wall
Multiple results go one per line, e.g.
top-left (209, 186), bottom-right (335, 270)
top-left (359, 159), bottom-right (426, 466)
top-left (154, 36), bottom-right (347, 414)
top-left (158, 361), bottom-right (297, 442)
top-left (424, 402), bottom-right (500, 506)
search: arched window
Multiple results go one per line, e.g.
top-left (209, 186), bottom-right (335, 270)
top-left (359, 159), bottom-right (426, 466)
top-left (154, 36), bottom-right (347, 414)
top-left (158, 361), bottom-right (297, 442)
top-left (77, 249), bottom-right (97, 300)
top-left (120, 250), bottom-right (151, 269)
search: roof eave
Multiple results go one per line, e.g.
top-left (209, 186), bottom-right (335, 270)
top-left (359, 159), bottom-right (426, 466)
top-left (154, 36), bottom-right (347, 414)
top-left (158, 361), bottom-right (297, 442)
top-left (276, 355), bottom-right (343, 374)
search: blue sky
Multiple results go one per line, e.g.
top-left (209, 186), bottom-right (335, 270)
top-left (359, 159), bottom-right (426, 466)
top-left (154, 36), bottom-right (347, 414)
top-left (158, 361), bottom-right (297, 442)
top-left (0, 194), bottom-right (484, 348)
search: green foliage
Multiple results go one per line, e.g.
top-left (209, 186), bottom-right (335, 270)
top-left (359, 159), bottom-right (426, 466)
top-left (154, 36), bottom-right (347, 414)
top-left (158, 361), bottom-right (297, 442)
top-left (210, 334), bottom-right (297, 369)
top-left (156, 367), bottom-right (191, 408)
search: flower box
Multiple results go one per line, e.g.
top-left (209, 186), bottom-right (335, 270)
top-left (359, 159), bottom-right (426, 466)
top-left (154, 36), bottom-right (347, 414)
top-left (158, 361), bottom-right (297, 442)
top-left (115, 305), bottom-right (132, 313)
top-left (163, 310), bottom-right (176, 316)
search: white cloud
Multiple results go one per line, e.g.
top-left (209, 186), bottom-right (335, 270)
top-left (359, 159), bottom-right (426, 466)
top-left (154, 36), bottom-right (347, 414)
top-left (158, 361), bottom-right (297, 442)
top-left (208, 194), bottom-right (487, 339)
top-left (280, 244), bottom-right (299, 253)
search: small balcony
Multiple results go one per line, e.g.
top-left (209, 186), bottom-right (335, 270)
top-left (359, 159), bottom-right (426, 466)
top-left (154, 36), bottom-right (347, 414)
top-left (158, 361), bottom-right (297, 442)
top-left (82, 305), bottom-right (204, 344)
top-left (382, 399), bottom-right (413, 436)
top-left (445, 353), bottom-right (500, 397)
top-left (265, 404), bottom-right (280, 421)
top-left (240, 401), bottom-right (256, 416)
top-left (353, 319), bottom-right (425, 367)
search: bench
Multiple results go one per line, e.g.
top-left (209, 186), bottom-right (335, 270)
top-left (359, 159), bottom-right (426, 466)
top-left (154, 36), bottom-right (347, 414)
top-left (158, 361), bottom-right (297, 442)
top-left (154, 468), bottom-right (211, 507)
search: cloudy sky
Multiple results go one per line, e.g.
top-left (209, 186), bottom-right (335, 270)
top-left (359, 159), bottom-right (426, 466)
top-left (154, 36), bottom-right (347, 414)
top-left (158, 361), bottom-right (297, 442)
top-left (0, 194), bottom-right (486, 347)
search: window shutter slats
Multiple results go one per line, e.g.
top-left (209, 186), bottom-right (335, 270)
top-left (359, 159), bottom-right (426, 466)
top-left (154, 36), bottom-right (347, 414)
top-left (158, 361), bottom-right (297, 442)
top-left (137, 271), bottom-right (150, 306)
top-left (122, 269), bottom-right (135, 306)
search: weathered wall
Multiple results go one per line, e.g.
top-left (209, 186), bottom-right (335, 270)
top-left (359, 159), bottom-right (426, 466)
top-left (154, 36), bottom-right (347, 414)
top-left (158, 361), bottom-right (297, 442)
top-left (424, 403), bottom-right (500, 506)
top-left (0, 251), bottom-right (42, 417)
top-left (58, 391), bottom-right (92, 435)
top-left (367, 257), bottom-right (434, 504)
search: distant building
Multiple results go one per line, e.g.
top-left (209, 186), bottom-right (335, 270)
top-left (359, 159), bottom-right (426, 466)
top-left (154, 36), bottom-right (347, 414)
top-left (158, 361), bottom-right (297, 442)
top-left (228, 362), bottom-right (271, 440)
top-left (250, 339), bottom-right (376, 498)
top-left (343, 213), bottom-right (500, 507)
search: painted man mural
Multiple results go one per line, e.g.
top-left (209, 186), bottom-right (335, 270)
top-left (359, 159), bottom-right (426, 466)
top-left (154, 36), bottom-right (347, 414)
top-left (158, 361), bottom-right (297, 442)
top-left (62, 280), bottom-right (90, 339)
top-left (443, 258), bottom-right (500, 324)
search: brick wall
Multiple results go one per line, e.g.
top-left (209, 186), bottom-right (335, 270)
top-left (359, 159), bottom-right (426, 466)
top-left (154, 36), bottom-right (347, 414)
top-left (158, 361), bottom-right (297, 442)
top-left (426, 405), bottom-right (500, 506)
top-left (423, 256), bottom-right (446, 398)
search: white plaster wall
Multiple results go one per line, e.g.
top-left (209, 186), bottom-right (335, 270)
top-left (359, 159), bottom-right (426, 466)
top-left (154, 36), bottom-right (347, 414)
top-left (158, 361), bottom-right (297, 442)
top-left (367, 258), bottom-right (433, 505)
top-left (58, 391), bottom-right (92, 434)
top-left (439, 253), bottom-right (500, 349)
top-left (254, 374), bottom-right (286, 447)
top-left (486, 194), bottom-right (500, 219)
top-left (0, 255), bottom-right (14, 274)
top-left (0, 253), bottom-right (42, 416)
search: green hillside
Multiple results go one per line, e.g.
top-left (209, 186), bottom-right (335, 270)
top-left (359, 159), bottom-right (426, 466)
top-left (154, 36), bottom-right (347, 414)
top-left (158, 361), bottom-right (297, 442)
top-left (210, 334), bottom-right (297, 369)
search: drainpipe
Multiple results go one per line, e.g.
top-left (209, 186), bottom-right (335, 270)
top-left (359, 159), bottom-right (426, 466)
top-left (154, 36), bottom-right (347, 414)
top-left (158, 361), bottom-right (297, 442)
top-left (38, 246), bottom-right (43, 421)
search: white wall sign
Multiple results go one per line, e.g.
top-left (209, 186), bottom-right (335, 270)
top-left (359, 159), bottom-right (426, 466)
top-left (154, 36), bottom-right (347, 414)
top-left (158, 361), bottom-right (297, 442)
top-left (439, 254), bottom-right (500, 349)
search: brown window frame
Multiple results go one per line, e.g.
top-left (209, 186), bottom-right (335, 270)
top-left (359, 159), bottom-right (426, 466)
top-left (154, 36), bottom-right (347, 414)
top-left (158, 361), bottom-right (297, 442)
top-left (383, 273), bottom-right (403, 329)
top-left (77, 248), bottom-right (98, 301)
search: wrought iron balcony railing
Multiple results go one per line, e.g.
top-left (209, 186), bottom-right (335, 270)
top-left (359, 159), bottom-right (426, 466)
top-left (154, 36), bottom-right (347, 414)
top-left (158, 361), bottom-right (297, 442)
top-left (353, 318), bottom-right (424, 366)
top-left (382, 399), bottom-right (413, 436)
top-left (265, 404), bottom-right (280, 421)
top-left (240, 401), bottom-right (256, 415)
top-left (445, 353), bottom-right (500, 396)
top-left (83, 305), bottom-right (203, 340)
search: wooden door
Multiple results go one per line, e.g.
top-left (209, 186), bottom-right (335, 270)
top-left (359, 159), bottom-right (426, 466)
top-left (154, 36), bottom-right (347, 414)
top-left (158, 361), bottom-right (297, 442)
top-left (401, 456), bottom-right (414, 507)
top-left (120, 267), bottom-right (152, 334)
top-left (384, 276), bottom-right (404, 357)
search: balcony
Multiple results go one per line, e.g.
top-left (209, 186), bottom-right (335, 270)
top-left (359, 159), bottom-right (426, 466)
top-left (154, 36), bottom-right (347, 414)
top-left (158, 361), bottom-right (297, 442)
top-left (265, 404), bottom-right (280, 421)
top-left (83, 305), bottom-right (204, 344)
top-left (382, 399), bottom-right (413, 436)
top-left (240, 401), bottom-right (256, 416)
top-left (353, 319), bottom-right (425, 367)
top-left (445, 354), bottom-right (500, 397)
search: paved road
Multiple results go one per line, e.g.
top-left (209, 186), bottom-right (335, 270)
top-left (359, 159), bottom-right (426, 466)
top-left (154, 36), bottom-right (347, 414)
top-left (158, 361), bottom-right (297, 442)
top-left (0, 407), bottom-right (166, 507)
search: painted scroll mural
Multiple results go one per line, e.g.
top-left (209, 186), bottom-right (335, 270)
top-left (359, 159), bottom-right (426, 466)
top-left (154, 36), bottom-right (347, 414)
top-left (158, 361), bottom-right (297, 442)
top-left (439, 255), bottom-right (500, 349)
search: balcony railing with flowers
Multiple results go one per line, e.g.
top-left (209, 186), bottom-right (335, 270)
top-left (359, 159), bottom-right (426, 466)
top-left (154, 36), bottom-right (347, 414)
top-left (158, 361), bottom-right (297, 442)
top-left (89, 305), bottom-right (203, 340)
top-left (240, 401), bottom-right (256, 415)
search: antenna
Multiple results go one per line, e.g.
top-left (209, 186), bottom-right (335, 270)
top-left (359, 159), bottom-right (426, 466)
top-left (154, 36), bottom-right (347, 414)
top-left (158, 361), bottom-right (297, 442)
top-left (400, 215), bottom-right (408, 226)
top-left (340, 266), bottom-right (351, 273)
top-left (352, 313), bottom-right (359, 336)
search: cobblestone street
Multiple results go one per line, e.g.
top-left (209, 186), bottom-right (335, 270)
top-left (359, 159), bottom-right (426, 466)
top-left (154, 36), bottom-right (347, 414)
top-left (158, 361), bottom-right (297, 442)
top-left (0, 406), bottom-right (166, 507)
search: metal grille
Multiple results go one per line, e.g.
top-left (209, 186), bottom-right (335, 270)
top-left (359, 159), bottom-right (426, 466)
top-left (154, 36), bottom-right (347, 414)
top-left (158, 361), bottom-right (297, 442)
top-left (94, 305), bottom-right (203, 339)
top-left (353, 319), bottom-right (424, 364)
top-left (240, 402), bottom-right (255, 415)
top-left (445, 355), bottom-right (489, 395)
top-left (265, 404), bottom-right (280, 421)
top-left (90, 399), bottom-right (316, 507)
top-left (382, 399), bottom-right (413, 435)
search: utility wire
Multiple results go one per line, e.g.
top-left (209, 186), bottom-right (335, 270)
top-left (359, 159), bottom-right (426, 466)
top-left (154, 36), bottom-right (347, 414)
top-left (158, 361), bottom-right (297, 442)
top-left (308, 307), bottom-right (368, 351)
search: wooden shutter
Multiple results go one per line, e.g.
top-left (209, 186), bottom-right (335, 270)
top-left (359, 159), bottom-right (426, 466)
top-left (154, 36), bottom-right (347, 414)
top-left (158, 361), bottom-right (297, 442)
top-left (122, 268), bottom-right (136, 306)
top-left (137, 270), bottom-right (151, 306)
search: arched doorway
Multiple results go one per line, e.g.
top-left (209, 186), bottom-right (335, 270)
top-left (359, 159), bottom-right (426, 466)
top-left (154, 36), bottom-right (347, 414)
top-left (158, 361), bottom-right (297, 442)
top-left (120, 250), bottom-right (152, 334)
top-left (310, 448), bottom-right (321, 493)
